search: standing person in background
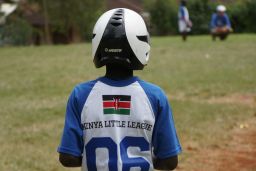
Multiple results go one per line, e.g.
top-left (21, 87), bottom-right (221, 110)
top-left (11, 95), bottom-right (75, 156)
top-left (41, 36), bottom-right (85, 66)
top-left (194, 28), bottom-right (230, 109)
top-left (178, 0), bottom-right (192, 41)
top-left (210, 5), bottom-right (232, 41)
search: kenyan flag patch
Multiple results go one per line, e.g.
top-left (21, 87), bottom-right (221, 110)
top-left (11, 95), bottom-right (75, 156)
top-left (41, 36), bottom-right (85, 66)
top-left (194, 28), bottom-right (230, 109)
top-left (102, 95), bottom-right (131, 115)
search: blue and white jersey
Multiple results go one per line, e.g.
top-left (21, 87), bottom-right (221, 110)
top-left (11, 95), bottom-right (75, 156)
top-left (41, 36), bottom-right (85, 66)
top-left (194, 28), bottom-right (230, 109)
top-left (178, 5), bottom-right (191, 32)
top-left (58, 76), bottom-right (182, 171)
top-left (178, 6), bottom-right (189, 22)
top-left (210, 13), bottom-right (231, 29)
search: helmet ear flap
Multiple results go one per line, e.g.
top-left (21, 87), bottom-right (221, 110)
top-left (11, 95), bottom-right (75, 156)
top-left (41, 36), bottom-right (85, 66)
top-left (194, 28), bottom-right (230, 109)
top-left (92, 8), bottom-right (150, 70)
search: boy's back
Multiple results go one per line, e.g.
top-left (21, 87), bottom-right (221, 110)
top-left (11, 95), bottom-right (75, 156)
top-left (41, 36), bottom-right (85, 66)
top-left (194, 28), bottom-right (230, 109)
top-left (58, 76), bottom-right (181, 171)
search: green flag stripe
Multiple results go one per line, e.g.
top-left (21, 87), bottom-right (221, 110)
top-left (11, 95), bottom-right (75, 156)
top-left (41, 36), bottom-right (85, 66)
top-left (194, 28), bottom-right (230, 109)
top-left (104, 108), bottom-right (130, 115)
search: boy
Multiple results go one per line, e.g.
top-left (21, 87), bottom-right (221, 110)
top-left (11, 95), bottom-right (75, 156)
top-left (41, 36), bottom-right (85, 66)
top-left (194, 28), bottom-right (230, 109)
top-left (178, 0), bottom-right (192, 41)
top-left (210, 5), bottom-right (232, 41)
top-left (57, 8), bottom-right (182, 171)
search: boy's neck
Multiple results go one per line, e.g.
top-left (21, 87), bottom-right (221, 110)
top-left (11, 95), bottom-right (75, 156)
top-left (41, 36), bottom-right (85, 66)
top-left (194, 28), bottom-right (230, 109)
top-left (105, 64), bottom-right (133, 80)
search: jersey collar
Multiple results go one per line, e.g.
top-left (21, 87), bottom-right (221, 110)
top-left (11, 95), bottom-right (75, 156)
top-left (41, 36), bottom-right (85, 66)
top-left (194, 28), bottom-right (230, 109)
top-left (98, 76), bottom-right (139, 87)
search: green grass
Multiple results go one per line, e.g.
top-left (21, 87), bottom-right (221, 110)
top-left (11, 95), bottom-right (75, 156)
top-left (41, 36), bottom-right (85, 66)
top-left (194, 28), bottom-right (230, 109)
top-left (0, 34), bottom-right (255, 171)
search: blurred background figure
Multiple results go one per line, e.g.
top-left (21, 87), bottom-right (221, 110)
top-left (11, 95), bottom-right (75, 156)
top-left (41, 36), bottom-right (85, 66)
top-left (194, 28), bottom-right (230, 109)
top-left (0, 0), bottom-right (18, 25)
top-left (178, 0), bottom-right (192, 41)
top-left (210, 5), bottom-right (232, 41)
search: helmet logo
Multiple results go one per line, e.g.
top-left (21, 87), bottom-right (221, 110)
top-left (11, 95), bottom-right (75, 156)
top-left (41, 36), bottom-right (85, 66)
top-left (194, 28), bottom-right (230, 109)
top-left (105, 48), bottom-right (122, 53)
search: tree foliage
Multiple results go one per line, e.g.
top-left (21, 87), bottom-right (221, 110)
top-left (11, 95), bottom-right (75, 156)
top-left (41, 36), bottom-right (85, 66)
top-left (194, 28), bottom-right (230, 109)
top-left (144, 0), bottom-right (178, 35)
top-left (0, 17), bottom-right (33, 45)
top-left (229, 0), bottom-right (256, 33)
top-left (29, 0), bottom-right (104, 41)
top-left (187, 0), bottom-right (213, 34)
top-left (49, 0), bottom-right (104, 39)
top-left (144, 0), bottom-right (256, 35)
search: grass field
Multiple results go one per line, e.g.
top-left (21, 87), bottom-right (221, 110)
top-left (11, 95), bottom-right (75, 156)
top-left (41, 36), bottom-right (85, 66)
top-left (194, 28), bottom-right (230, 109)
top-left (0, 34), bottom-right (255, 171)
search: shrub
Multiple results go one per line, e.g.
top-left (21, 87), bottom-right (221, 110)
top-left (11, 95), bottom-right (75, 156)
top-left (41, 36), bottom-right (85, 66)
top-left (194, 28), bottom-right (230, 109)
top-left (145, 0), bottom-right (256, 35)
top-left (187, 0), bottom-right (214, 34)
top-left (245, 0), bottom-right (256, 32)
top-left (229, 0), bottom-right (256, 33)
top-left (145, 0), bottom-right (178, 35)
top-left (0, 17), bottom-right (33, 46)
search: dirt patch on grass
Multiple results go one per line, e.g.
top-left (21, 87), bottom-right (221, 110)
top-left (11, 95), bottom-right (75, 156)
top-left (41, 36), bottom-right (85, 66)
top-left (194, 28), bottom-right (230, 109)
top-left (177, 118), bottom-right (256, 171)
top-left (207, 94), bottom-right (256, 107)
top-left (170, 93), bottom-right (256, 107)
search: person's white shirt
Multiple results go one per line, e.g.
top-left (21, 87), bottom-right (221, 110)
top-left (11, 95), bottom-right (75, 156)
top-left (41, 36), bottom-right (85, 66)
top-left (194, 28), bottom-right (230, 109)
top-left (178, 5), bottom-right (191, 32)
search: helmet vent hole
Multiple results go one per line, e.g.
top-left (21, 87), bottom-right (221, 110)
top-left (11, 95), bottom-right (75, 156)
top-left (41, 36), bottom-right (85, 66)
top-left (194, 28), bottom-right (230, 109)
top-left (114, 13), bottom-right (122, 16)
top-left (136, 36), bottom-right (149, 43)
top-left (111, 22), bottom-right (121, 27)
top-left (113, 17), bottom-right (122, 20)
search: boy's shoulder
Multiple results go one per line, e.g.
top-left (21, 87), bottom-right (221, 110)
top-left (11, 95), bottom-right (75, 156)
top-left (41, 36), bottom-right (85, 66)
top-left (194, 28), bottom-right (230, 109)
top-left (137, 79), bottom-right (170, 114)
top-left (72, 79), bottom-right (99, 97)
top-left (137, 79), bottom-right (162, 91)
top-left (137, 79), bottom-right (167, 98)
top-left (75, 79), bottom-right (98, 89)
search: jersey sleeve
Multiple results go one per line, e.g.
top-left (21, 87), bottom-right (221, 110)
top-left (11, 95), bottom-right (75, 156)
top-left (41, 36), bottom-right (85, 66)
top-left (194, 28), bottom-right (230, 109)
top-left (224, 14), bottom-right (231, 28)
top-left (57, 88), bottom-right (84, 157)
top-left (152, 90), bottom-right (182, 159)
top-left (137, 80), bottom-right (182, 159)
top-left (180, 6), bottom-right (185, 19)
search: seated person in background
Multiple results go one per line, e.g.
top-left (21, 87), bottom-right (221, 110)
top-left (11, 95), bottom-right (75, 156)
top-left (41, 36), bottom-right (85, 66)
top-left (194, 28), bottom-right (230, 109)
top-left (210, 5), bottom-right (232, 41)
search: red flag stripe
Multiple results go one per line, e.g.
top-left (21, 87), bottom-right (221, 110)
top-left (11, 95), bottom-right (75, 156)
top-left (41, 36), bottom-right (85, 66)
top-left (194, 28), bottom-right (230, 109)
top-left (103, 101), bottom-right (131, 108)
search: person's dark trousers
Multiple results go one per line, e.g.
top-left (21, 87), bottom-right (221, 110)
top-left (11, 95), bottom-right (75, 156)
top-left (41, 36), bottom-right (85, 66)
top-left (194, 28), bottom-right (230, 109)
top-left (212, 32), bottom-right (229, 41)
top-left (219, 33), bottom-right (229, 40)
top-left (181, 32), bottom-right (188, 41)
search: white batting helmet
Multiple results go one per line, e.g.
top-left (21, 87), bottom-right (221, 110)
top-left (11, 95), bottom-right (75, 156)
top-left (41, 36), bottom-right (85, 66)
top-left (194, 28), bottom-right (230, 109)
top-left (217, 5), bottom-right (226, 12)
top-left (92, 8), bottom-right (150, 70)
